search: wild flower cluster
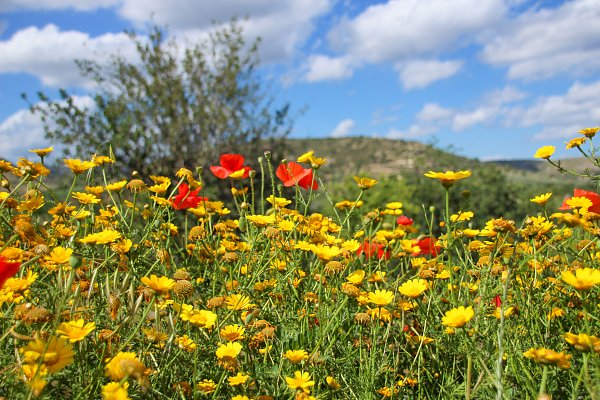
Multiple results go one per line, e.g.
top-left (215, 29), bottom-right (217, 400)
top-left (0, 133), bottom-right (599, 399)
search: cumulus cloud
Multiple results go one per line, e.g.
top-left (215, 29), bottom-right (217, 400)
top-left (481, 0), bottom-right (600, 80)
top-left (303, 54), bottom-right (354, 82)
top-left (388, 80), bottom-right (600, 142)
top-left (0, 96), bottom-right (95, 161)
top-left (387, 103), bottom-right (454, 139)
top-left (330, 118), bottom-right (355, 137)
top-left (396, 59), bottom-right (463, 90)
top-left (0, 0), bottom-right (119, 12)
top-left (329, 0), bottom-right (504, 63)
top-left (300, 0), bottom-right (505, 86)
top-left (0, 24), bottom-right (136, 87)
top-left (118, 0), bottom-right (333, 63)
top-left (0, 109), bottom-right (48, 161)
top-left (509, 80), bottom-right (600, 139)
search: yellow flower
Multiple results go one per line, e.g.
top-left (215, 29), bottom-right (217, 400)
top-left (220, 325), bottom-right (245, 341)
top-left (56, 319), bottom-right (96, 342)
top-left (79, 230), bottom-right (122, 245)
top-left (566, 137), bottom-right (587, 149)
top-left (64, 158), bottom-right (95, 174)
top-left (105, 352), bottom-right (146, 381)
top-left (398, 279), bottom-right (428, 298)
top-left (547, 307), bottom-right (565, 320)
top-left (175, 335), bottom-right (197, 352)
top-left (266, 195), bottom-right (292, 208)
top-left (566, 196), bottom-right (593, 212)
top-left (246, 214), bottom-right (276, 227)
top-left (326, 376), bottom-right (341, 389)
top-left (72, 192), bottom-right (101, 205)
top-left (196, 379), bottom-right (217, 394)
top-left (216, 342), bottom-right (243, 361)
top-left (533, 145), bottom-right (555, 159)
top-left (346, 270), bottom-right (365, 286)
top-left (141, 275), bottom-right (176, 294)
top-left (189, 309), bottom-right (218, 329)
top-left (21, 336), bottom-right (74, 373)
top-left (45, 246), bottom-right (73, 265)
top-left (442, 306), bottom-right (474, 328)
top-left (297, 150), bottom-right (326, 168)
top-left (561, 268), bottom-right (600, 291)
top-left (92, 155), bottom-right (114, 166)
top-left (353, 176), bottom-right (378, 190)
top-left (310, 244), bottom-right (342, 261)
top-left (285, 371), bottom-right (315, 393)
top-left (228, 372), bottom-right (250, 386)
top-left (368, 271), bottom-right (386, 283)
top-left (29, 146), bottom-right (54, 157)
top-left (21, 364), bottom-right (48, 397)
top-left (284, 349), bottom-right (309, 363)
top-left (450, 211), bottom-right (474, 222)
top-left (523, 348), bottom-right (571, 369)
top-left (530, 193), bottom-right (552, 205)
top-left (105, 180), bottom-right (128, 192)
top-left (367, 289), bottom-right (394, 306)
top-left (102, 382), bottom-right (130, 400)
top-left (424, 170), bottom-right (471, 188)
top-left (225, 293), bottom-right (255, 310)
top-left (564, 332), bottom-right (600, 352)
top-left (579, 127), bottom-right (600, 138)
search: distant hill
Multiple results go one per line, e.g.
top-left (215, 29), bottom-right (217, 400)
top-left (283, 137), bottom-right (598, 185)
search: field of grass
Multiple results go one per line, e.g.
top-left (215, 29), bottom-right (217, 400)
top-left (0, 141), bottom-right (599, 400)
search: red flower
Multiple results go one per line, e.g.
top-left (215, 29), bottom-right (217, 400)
top-left (396, 215), bottom-right (414, 226)
top-left (412, 236), bottom-right (440, 257)
top-left (559, 188), bottom-right (600, 213)
top-left (276, 162), bottom-right (318, 190)
top-left (210, 154), bottom-right (252, 179)
top-left (493, 295), bottom-right (502, 308)
top-left (357, 240), bottom-right (390, 260)
top-left (171, 183), bottom-right (206, 210)
top-left (0, 256), bottom-right (20, 289)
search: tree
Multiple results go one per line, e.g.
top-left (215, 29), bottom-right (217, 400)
top-left (27, 22), bottom-right (292, 179)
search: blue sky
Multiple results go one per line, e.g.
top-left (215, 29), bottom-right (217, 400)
top-left (1, 0), bottom-right (600, 162)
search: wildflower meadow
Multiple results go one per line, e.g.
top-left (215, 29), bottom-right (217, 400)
top-left (1, 128), bottom-right (600, 400)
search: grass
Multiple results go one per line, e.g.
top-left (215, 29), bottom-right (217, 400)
top-left (0, 144), bottom-right (599, 400)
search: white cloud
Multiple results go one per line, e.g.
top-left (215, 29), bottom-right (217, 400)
top-left (396, 59), bottom-right (463, 90)
top-left (0, 109), bottom-right (48, 161)
top-left (388, 80), bottom-right (600, 142)
top-left (330, 118), bottom-right (355, 137)
top-left (388, 103), bottom-right (454, 139)
top-left (0, 0), bottom-right (119, 12)
top-left (0, 24), bottom-right (136, 87)
top-left (508, 80), bottom-right (600, 139)
top-left (118, 0), bottom-right (333, 63)
top-left (328, 0), bottom-right (504, 63)
top-left (481, 0), bottom-right (600, 80)
top-left (0, 96), bottom-right (95, 162)
top-left (303, 55), bottom-right (354, 82)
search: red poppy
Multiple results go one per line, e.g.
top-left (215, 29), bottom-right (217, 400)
top-left (396, 215), bottom-right (414, 226)
top-left (276, 162), bottom-right (318, 190)
top-left (357, 240), bottom-right (390, 260)
top-left (493, 295), bottom-right (502, 308)
top-left (210, 154), bottom-right (252, 179)
top-left (412, 236), bottom-right (440, 257)
top-left (559, 188), bottom-right (600, 213)
top-left (0, 256), bottom-right (21, 289)
top-left (171, 183), bottom-right (206, 210)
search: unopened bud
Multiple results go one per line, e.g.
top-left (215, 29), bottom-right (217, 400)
top-left (249, 170), bottom-right (256, 179)
top-left (263, 151), bottom-right (271, 160)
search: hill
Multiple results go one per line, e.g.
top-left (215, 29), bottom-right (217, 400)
top-left (283, 136), bottom-right (598, 185)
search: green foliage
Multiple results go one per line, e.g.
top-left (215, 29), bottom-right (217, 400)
top-left (27, 22), bottom-right (292, 179)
